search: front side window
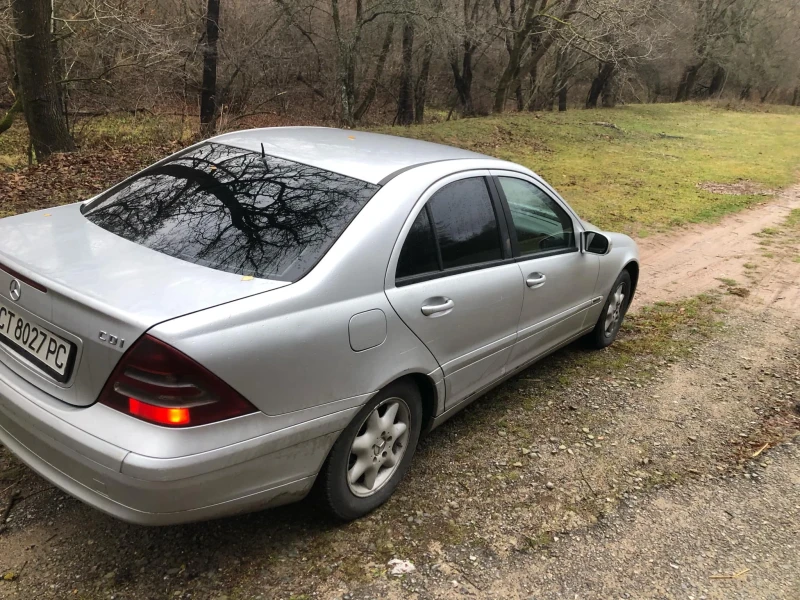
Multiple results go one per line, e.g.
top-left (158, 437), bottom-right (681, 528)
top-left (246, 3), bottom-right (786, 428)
top-left (498, 177), bottom-right (575, 256)
top-left (395, 177), bottom-right (503, 280)
top-left (83, 143), bottom-right (379, 282)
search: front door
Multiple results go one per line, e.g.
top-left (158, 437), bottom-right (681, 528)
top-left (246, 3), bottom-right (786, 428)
top-left (491, 173), bottom-right (600, 373)
top-left (385, 174), bottom-right (523, 409)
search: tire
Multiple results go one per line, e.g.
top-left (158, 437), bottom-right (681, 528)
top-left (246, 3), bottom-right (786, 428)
top-left (315, 379), bottom-right (423, 521)
top-left (586, 270), bottom-right (632, 349)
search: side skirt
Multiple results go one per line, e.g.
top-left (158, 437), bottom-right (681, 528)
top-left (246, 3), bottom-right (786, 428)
top-left (428, 325), bottom-right (594, 431)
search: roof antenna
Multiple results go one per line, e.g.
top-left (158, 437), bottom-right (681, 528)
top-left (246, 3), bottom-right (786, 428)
top-left (260, 142), bottom-right (266, 158)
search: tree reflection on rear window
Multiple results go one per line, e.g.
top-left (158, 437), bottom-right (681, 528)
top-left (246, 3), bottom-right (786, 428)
top-left (83, 143), bottom-right (379, 281)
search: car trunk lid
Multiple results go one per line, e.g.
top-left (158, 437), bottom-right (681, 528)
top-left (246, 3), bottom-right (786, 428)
top-left (0, 204), bottom-right (287, 407)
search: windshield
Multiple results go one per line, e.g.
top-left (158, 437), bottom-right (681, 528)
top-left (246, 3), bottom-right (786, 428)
top-left (83, 143), bottom-right (379, 281)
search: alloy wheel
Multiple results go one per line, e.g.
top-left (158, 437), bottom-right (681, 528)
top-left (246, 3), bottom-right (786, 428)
top-left (604, 282), bottom-right (626, 336)
top-left (347, 397), bottom-right (411, 498)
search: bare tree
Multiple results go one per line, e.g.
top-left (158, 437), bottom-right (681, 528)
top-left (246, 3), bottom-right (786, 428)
top-left (200, 0), bottom-right (221, 135)
top-left (2, 0), bottom-right (800, 141)
top-left (414, 35), bottom-right (434, 122)
top-left (586, 61), bottom-right (614, 107)
top-left (445, 0), bottom-right (492, 116)
top-left (493, 0), bottom-right (579, 114)
top-left (396, 14), bottom-right (415, 124)
top-left (10, 0), bottom-right (75, 159)
top-left (674, 0), bottom-right (758, 101)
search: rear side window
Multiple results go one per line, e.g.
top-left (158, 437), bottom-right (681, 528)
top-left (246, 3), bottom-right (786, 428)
top-left (83, 143), bottom-right (379, 282)
top-left (395, 177), bottom-right (503, 280)
top-left (396, 208), bottom-right (439, 279)
top-left (429, 178), bottom-right (502, 269)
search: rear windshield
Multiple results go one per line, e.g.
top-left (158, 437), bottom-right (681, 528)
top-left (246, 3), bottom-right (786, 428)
top-left (83, 143), bottom-right (379, 281)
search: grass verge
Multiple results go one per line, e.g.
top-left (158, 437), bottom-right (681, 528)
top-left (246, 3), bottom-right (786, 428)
top-left (380, 103), bottom-right (800, 234)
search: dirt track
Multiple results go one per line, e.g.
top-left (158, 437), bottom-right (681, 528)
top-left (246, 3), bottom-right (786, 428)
top-left (635, 183), bottom-right (800, 310)
top-left (0, 187), bottom-right (798, 599)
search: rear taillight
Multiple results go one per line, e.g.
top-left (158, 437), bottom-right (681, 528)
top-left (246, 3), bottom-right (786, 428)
top-left (97, 334), bottom-right (257, 427)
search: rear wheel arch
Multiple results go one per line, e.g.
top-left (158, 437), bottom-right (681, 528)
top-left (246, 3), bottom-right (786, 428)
top-left (401, 373), bottom-right (438, 434)
top-left (319, 371), bottom-right (438, 476)
top-left (314, 376), bottom-right (426, 520)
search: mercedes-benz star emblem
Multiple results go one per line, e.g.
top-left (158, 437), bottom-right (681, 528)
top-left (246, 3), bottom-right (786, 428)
top-left (9, 279), bottom-right (21, 302)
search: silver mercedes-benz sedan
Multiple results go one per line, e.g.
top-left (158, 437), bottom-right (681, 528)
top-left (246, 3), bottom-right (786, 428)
top-left (0, 127), bottom-right (638, 524)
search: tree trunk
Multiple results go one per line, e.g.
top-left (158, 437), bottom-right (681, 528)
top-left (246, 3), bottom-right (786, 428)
top-left (675, 64), bottom-right (700, 102)
top-left (601, 72), bottom-right (617, 108)
top-left (338, 50), bottom-right (357, 127)
top-left (759, 86), bottom-right (776, 104)
top-left (396, 18), bottom-right (415, 126)
top-left (708, 65), bottom-right (725, 97)
top-left (0, 97), bottom-right (22, 135)
top-left (493, 39), bottom-right (526, 113)
top-left (515, 83), bottom-right (524, 111)
top-left (414, 39), bottom-right (433, 124)
top-left (739, 84), bottom-right (752, 101)
top-left (353, 22), bottom-right (394, 122)
top-left (50, 15), bottom-right (68, 129)
top-left (526, 62), bottom-right (542, 111)
top-left (792, 87), bottom-right (799, 107)
top-left (586, 62), bottom-right (614, 108)
top-left (449, 47), bottom-right (475, 116)
top-left (10, 0), bottom-right (75, 161)
top-left (550, 48), bottom-right (567, 112)
top-left (650, 78), bottom-right (661, 103)
top-left (200, 0), bottom-right (221, 136)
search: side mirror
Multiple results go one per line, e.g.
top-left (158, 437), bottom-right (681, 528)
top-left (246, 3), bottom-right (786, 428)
top-left (582, 231), bottom-right (612, 255)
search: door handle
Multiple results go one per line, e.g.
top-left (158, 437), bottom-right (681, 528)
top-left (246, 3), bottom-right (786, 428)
top-left (526, 272), bottom-right (547, 288)
top-left (421, 297), bottom-right (454, 316)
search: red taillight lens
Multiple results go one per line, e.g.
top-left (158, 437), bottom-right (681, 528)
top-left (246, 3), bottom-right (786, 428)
top-left (129, 398), bottom-right (190, 425)
top-left (97, 335), bottom-right (258, 427)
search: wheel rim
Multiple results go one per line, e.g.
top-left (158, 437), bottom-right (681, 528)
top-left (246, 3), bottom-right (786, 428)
top-left (604, 282), bottom-right (626, 336)
top-left (347, 397), bottom-right (411, 498)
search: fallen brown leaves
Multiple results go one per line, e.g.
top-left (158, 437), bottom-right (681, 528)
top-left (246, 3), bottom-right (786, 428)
top-left (0, 143), bottom-right (180, 217)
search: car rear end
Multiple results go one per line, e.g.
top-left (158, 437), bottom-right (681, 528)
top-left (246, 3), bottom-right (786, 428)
top-left (0, 233), bottom-right (329, 523)
top-left (0, 140), bottom-right (381, 524)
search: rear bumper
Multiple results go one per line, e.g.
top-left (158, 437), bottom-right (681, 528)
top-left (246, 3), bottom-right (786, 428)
top-left (0, 364), bottom-right (354, 525)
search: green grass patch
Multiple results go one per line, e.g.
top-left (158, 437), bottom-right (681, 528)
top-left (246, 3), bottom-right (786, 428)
top-left (716, 278), bottom-right (750, 297)
top-left (785, 209), bottom-right (800, 228)
top-left (509, 294), bottom-right (722, 385)
top-left (716, 277), bottom-right (738, 286)
top-left (74, 113), bottom-right (192, 148)
top-left (379, 103), bottom-right (800, 234)
top-left (613, 294), bottom-right (721, 359)
top-left (755, 227), bottom-right (780, 237)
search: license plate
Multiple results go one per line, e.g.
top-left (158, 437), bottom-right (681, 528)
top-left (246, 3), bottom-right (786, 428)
top-left (0, 299), bottom-right (75, 382)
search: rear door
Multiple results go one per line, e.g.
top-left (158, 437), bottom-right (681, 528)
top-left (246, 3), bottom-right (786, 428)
top-left (491, 172), bottom-right (600, 373)
top-left (385, 173), bottom-right (523, 409)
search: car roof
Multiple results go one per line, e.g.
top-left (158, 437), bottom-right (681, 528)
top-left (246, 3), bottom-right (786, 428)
top-left (210, 126), bottom-right (495, 185)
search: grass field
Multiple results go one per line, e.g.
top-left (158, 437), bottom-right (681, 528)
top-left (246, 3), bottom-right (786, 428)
top-left (379, 103), bottom-right (800, 235)
top-left (2, 103), bottom-right (800, 233)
